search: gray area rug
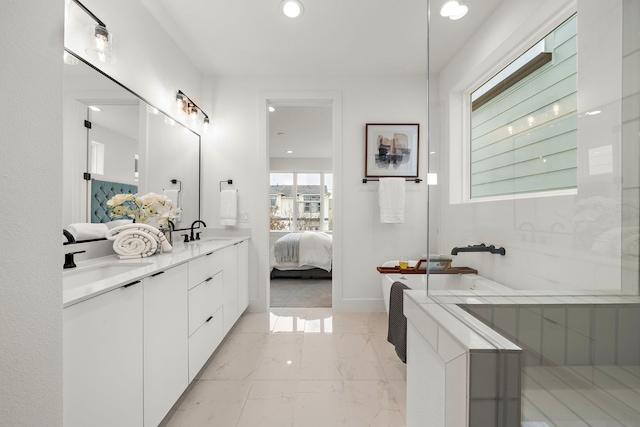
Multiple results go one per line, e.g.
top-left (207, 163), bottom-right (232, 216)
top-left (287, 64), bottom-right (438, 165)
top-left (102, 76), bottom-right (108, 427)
top-left (270, 278), bottom-right (332, 307)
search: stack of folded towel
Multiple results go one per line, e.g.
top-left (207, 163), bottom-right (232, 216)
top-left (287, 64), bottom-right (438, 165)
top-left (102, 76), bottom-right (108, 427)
top-left (67, 223), bottom-right (109, 241)
top-left (106, 223), bottom-right (172, 259)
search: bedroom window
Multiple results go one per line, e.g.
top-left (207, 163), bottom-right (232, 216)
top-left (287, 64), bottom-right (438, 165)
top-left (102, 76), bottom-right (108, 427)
top-left (469, 14), bottom-right (577, 199)
top-left (270, 172), bottom-right (332, 231)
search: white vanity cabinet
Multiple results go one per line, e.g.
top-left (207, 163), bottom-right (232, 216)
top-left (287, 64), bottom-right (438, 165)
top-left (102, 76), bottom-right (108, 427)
top-left (223, 244), bottom-right (239, 333)
top-left (64, 280), bottom-right (144, 427)
top-left (237, 239), bottom-right (249, 314)
top-left (188, 250), bottom-right (225, 382)
top-left (143, 264), bottom-right (188, 427)
top-left (223, 240), bottom-right (249, 333)
top-left (63, 237), bottom-right (250, 427)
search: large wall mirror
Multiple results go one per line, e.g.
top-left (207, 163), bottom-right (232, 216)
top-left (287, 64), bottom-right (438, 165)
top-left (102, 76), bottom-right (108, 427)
top-left (62, 52), bottom-right (201, 236)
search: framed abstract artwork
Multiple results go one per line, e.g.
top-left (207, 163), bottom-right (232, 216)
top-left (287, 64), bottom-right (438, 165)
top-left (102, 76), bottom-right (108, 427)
top-left (365, 123), bottom-right (419, 178)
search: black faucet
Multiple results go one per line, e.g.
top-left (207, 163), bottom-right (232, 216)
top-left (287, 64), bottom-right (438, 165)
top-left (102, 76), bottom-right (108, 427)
top-left (189, 220), bottom-right (207, 241)
top-left (63, 229), bottom-right (75, 245)
top-left (451, 243), bottom-right (506, 256)
top-left (64, 250), bottom-right (86, 269)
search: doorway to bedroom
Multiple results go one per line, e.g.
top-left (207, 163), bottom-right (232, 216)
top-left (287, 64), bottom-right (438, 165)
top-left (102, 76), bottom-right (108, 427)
top-left (268, 103), bottom-right (333, 307)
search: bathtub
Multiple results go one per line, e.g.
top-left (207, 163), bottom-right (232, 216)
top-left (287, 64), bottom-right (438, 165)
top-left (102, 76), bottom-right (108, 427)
top-left (380, 261), bottom-right (511, 312)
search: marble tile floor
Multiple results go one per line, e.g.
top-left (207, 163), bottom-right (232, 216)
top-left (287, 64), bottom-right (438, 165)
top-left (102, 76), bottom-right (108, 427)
top-left (522, 365), bottom-right (640, 426)
top-left (161, 308), bottom-right (407, 427)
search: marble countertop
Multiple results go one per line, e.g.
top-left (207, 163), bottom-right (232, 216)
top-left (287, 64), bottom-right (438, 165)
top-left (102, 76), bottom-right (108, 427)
top-left (63, 236), bottom-right (248, 308)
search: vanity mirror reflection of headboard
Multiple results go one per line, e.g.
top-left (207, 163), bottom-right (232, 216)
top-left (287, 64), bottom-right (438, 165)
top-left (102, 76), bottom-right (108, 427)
top-left (62, 51), bottom-right (201, 238)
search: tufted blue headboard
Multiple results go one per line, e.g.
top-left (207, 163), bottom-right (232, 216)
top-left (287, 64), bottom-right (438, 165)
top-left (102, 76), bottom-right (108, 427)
top-left (91, 179), bottom-right (138, 223)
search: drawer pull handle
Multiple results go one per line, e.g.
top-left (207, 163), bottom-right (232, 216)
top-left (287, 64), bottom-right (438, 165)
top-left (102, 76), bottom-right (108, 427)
top-left (123, 280), bottom-right (141, 288)
top-left (206, 316), bottom-right (213, 322)
top-left (151, 271), bottom-right (165, 277)
top-left (206, 252), bottom-right (213, 256)
top-left (205, 276), bottom-right (214, 282)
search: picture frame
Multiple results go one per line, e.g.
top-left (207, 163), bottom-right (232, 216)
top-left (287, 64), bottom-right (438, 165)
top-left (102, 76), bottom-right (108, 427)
top-left (365, 123), bottom-right (420, 178)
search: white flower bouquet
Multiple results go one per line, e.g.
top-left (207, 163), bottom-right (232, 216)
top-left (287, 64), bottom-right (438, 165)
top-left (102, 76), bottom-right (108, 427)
top-left (106, 192), bottom-right (180, 228)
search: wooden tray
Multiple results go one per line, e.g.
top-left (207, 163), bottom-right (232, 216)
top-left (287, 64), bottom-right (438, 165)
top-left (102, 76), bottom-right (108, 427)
top-left (376, 266), bottom-right (478, 275)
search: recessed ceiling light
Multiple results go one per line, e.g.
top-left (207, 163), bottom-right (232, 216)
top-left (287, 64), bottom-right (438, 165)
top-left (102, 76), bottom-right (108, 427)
top-left (440, 1), bottom-right (468, 20)
top-left (269, 106), bottom-right (275, 112)
top-left (585, 110), bottom-right (602, 116)
top-left (281, 0), bottom-right (304, 18)
top-left (88, 106), bottom-right (101, 112)
top-left (286, 150), bottom-right (293, 154)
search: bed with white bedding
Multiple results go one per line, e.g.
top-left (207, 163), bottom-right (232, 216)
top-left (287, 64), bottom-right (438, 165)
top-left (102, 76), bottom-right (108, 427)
top-left (270, 231), bottom-right (332, 279)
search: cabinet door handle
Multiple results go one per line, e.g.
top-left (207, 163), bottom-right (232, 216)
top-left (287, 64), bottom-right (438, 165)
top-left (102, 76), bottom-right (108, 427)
top-left (123, 280), bottom-right (141, 288)
top-left (150, 271), bottom-right (165, 277)
top-left (205, 276), bottom-right (213, 282)
top-left (206, 252), bottom-right (213, 256)
top-left (205, 316), bottom-right (213, 323)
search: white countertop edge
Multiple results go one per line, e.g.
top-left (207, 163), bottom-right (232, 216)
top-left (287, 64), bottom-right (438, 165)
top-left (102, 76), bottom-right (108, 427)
top-left (404, 290), bottom-right (522, 353)
top-left (63, 236), bottom-right (249, 308)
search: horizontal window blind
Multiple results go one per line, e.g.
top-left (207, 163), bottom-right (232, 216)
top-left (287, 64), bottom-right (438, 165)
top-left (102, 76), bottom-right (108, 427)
top-left (470, 14), bottom-right (577, 199)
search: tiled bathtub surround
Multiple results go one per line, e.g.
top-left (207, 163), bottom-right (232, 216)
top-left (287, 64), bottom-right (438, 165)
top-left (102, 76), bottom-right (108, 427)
top-left (462, 303), bottom-right (640, 367)
top-left (160, 308), bottom-right (407, 427)
top-left (403, 291), bottom-right (522, 427)
top-left (456, 300), bottom-right (640, 425)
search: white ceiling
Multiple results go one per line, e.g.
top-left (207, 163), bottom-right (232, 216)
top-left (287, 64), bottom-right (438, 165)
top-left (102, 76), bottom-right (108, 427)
top-left (141, 0), bottom-right (503, 77)
top-left (269, 105), bottom-right (332, 158)
top-left (139, 0), bottom-right (503, 158)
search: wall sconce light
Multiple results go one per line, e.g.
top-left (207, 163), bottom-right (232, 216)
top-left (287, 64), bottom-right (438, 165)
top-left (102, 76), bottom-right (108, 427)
top-left (68, 0), bottom-right (116, 63)
top-left (440, 1), bottom-right (468, 20)
top-left (281, 0), bottom-right (304, 18)
top-left (176, 90), bottom-right (210, 129)
top-left (86, 23), bottom-right (116, 63)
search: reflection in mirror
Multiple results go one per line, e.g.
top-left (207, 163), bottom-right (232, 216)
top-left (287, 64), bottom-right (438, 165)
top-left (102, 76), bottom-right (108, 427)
top-left (62, 53), bottom-right (201, 239)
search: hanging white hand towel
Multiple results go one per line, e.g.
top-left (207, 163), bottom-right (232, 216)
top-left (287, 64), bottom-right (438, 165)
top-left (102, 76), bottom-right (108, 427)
top-left (378, 178), bottom-right (406, 224)
top-left (220, 189), bottom-right (237, 226)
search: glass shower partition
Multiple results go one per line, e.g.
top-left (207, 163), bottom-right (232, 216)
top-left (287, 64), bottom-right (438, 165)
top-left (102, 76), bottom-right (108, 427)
top-left (425, 0), bottom-right (640, 425)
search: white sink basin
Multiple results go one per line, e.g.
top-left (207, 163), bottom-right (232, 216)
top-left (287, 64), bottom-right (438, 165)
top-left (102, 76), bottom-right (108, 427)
top-left (63, 262), bottom-right (152, 291)
top-left (188, 236), bottom-right (232, 244)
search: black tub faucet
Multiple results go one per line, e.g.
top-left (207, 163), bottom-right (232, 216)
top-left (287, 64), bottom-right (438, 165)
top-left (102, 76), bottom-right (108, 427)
top-left (189, 220), bottom-right (207, 241)
top-left (451, 243), bottom-right (506, 256)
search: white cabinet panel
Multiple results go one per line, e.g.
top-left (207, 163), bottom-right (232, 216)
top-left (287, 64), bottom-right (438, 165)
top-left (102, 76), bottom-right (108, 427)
top-left (223, 244), bottom-right (239, 333)
top-left (237, 240), bottom-right (249, 314)
top-left (188, 251), bottom-right (223, 290)
top-left (188, 271), bottom-right (223, 337)
top-left (143, 264), bottom-right (189, 427)
top-left (64, 282), bottom-right (143, 427)
top-left (188, 306), bottom-right (224, 382)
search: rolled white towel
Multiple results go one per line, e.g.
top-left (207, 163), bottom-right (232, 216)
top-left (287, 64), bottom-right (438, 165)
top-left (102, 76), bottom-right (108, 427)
top-left (67, 223), bottom-right (109, 240)
top-left (106, 223), bottom-right (172, 259)
top-left (105, 219), bottom-right (133, 229)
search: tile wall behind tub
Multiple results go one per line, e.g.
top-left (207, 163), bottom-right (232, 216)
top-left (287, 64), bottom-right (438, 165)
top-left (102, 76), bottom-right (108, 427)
top-left (462, 304), bottom-right (640, 367)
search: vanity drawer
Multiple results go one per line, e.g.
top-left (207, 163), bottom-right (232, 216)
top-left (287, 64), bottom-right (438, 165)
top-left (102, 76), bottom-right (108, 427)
top-left (188, 251), bottom-right (223, 290)
top-left (188, 272), bottom-right (223, 336)
top-left (188, 306), bottom-right (224, 382)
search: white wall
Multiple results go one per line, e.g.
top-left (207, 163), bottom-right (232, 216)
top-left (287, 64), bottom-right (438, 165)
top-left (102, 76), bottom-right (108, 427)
top-left (433, 0), bottom-right (629, 292)
top-left (0, 1), bottom-right (63, 425)
top-left (65, 0), bottom-right (203, 127)
top-left (201, 75), bottom-right (428, 311)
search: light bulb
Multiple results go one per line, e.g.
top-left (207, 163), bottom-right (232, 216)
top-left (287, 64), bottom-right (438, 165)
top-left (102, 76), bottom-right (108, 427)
top-left (281, 0), bottom-right (304, 18)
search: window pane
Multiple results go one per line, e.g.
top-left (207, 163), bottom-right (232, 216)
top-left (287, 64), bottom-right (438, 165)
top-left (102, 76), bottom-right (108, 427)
top-left (270, 173), bottom-right (293, 231)
top-left (470, 14), bottom-right (577, 199)
top-left (297, 173), bottom-right (321, 230)
top-left (325, 173), bottom-right (333, 230)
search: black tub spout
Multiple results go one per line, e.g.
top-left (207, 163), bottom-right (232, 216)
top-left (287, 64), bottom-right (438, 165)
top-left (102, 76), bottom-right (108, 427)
top-left (451, 243), bottom-right (506, 256)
